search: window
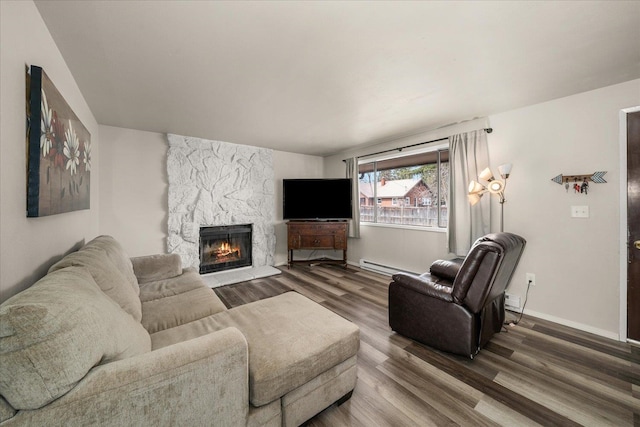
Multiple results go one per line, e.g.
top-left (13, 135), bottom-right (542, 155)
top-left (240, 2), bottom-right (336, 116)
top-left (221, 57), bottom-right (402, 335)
top-left (358, 147), bottom-right (449, 228)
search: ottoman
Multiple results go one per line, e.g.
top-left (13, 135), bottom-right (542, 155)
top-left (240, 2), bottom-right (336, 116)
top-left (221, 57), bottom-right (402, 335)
top-left (151, 292), bottom-right (360, 426)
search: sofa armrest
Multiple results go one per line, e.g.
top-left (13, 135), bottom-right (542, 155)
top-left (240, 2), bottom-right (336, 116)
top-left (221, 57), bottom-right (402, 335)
top-left (5, 328), bottom-right (249, 426)
top-left (131, 253), bottom-right (183, 284)
top-left (391, 273), bottom-right (453, 302)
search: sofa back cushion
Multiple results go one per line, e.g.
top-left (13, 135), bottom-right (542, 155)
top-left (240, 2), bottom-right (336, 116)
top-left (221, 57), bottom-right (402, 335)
top-left (92, 235), bottom-right (140, 295)
top-left (48, 235), bottom-right (142, 321)
top-left (132, 253), bottom-right (183, 285)
top-left (0, 267), bottom-right (151, 410)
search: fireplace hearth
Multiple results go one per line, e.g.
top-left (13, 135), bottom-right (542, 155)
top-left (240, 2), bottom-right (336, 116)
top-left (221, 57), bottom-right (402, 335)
top-left (199, 224), bottom-right (252, 274)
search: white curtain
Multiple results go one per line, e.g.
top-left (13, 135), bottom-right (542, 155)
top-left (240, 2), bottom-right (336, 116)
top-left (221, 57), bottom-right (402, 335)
top-left (447, 130), bottom-right (490, 255)
top-left (345, 157), bottom-right (360, 238)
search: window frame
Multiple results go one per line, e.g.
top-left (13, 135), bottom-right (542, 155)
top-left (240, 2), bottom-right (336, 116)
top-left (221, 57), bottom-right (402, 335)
top-left (357, 143), bottom-right (449, 232)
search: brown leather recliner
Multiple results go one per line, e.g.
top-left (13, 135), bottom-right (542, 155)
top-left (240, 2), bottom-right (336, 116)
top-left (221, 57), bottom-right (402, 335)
top-left (388, 232), bottom-right (526, 358)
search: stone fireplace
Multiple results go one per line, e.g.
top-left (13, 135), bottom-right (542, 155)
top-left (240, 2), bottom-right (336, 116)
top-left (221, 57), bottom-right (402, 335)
top-left (166, 134), bottom-right (275, 274)
top-left (199, 224), bottom-right (252, 274)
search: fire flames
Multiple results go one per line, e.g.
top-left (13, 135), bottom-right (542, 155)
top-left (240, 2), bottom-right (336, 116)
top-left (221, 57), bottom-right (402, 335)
top-left (210, 241), bottom-right (240, 262)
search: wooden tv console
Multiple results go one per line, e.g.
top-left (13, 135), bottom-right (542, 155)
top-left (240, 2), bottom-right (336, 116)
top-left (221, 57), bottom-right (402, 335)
top-left (287, 221), bottom-right (348, 268)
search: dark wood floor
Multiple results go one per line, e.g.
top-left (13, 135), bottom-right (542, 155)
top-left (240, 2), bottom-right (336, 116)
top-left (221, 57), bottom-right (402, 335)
top-left (214, 264), bottom-right (640, 426)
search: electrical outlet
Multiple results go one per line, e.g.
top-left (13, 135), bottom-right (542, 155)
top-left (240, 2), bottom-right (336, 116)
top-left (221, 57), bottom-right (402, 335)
top-left (526, 273), bottom-right (536, 286)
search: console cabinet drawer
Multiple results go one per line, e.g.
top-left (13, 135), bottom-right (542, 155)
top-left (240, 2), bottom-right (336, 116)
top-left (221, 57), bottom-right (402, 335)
top-left (300, 235), bottom-right (335, 248)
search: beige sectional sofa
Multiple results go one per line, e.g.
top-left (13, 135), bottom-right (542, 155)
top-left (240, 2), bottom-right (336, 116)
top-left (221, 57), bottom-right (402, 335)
top-left (0, 236), bottom-right (359, 426)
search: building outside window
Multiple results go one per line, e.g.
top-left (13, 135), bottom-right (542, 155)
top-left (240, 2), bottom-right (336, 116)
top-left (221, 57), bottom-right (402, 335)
top-left (358, 147), bottom-right (448, 228)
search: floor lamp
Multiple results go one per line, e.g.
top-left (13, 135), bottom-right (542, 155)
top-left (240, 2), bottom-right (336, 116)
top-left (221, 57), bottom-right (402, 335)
top-left (468, 163), bottom-right (512, 232)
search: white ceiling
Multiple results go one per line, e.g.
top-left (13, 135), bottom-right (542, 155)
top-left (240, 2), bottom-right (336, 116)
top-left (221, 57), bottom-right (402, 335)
top-left (34, 1), bottom-right (640, 156)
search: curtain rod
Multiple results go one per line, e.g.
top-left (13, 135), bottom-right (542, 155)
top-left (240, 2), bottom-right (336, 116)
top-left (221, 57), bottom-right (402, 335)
top-left (342, 127), bottom-right (492, 162)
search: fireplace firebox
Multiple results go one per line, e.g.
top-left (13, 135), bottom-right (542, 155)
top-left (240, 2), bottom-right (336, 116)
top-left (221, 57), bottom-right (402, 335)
top-left (199, 224), bottom-right (252, 274)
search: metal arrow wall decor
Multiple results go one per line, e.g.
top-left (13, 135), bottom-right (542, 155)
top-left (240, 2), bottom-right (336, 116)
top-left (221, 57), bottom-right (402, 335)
top-left (551, 171), bottom-right (606, 194)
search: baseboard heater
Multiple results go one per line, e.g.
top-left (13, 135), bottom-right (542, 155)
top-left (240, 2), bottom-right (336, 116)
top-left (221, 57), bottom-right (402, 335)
top-left (359, 259), bottom-right (412, 276)
top-left (505, 293), bottom-right (521, 312)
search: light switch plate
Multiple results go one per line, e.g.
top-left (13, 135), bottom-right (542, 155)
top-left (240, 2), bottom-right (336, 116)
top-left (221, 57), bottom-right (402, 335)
top-left (571, 205), bottom-right (589, 218)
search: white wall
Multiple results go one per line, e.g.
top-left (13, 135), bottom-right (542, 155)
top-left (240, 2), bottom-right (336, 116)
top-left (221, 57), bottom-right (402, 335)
top-left (489, 79), bottom-right (640, 338)
top-left (98, 125), bottom-right (167, 256)
top-left (0, 1), bottom-right (100, 302)
top-left (325, 80), bottom-right (640, 338)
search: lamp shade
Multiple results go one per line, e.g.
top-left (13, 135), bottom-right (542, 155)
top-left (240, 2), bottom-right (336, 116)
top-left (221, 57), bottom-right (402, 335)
top-left (498, 163), bottom-right (513, 179)
top-left (468, 180), bottom-right (485, 194)
top-left (478, 167), bottom-right (494, 182)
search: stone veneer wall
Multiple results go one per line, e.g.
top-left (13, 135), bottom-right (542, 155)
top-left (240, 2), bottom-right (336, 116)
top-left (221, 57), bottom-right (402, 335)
top-left (166, 134), bottom-right (275, 270)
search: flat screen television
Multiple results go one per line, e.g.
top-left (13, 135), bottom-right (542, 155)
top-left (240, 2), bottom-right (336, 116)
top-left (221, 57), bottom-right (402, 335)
top-left (283, 178), bottom-right (353, 220)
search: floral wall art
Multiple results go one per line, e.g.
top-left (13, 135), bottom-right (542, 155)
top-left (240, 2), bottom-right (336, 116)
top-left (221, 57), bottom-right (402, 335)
top-left (26, 65), bottom-right (91, 217)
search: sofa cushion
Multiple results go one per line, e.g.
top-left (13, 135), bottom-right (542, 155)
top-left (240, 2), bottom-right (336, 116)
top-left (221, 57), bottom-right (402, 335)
top-left (142, 287), bottom-right (228, 334)
top-left (0, 267), bottom-right (151, 410)
top-left (138, 267), bottom-right (215, 302)
top-left (0, 396), bottom-right (15, 423)
top-left (49, 235), bottom-right (142, 321)
top-left (150, 292), bottom-right (360, 406)
top-left (140, 267), bottom-right (227, 334)
top-left (131, 253), bottom-right (183, 285)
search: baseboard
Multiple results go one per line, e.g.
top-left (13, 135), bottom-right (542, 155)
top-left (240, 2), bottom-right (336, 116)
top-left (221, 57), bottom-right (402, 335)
top-left (358, 258), bottom-right (417, 276)
top-left (515, 308), bottom-right (620, 341)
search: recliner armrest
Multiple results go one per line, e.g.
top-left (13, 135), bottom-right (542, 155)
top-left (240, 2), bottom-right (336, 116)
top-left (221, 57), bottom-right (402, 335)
top-left (429, 258), bottom-right (464, 281)
top-left (391, 273), bottom-right (453, 302)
